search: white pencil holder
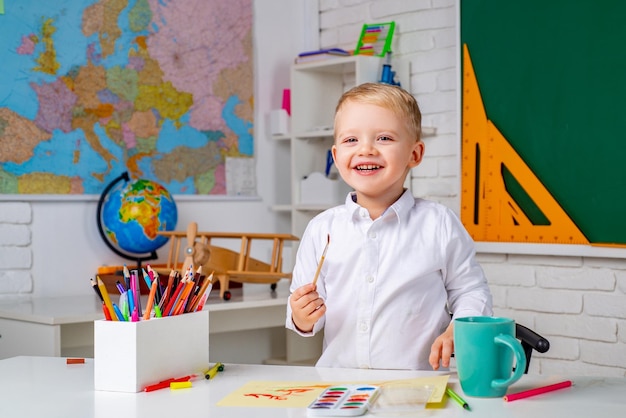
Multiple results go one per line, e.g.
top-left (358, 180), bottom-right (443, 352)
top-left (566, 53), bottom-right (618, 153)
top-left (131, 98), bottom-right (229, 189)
top-left (94, 310), bottom-right (209, 392)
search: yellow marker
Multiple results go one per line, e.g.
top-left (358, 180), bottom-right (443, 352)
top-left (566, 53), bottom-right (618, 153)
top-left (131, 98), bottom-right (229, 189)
top-left (204, 362), bottom-right (224, 380)
top-left (170, 381), bottom-right (192, 389)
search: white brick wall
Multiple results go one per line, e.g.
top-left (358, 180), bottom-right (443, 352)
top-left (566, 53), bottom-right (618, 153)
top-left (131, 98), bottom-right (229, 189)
top-left (0, 203), bottom-right (33, 294)
top-left (319, 0), bottom-right (626, 376)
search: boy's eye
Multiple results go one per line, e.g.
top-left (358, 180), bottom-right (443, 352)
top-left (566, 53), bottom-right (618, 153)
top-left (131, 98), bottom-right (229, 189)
top-left (343, 137), bottom-right (358, 143)
top-left (378, 135), bottom-right (393, 142)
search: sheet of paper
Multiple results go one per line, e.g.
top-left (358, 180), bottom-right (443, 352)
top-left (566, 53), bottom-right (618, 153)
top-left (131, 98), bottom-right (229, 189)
top-left (225, 156), bottom-right (256, 196)
top-left (217, 375), bottom-right (449, 408)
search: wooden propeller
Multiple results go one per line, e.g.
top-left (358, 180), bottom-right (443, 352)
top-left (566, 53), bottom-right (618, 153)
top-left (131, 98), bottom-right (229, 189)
top-left (181, 221), bottom-right (197, 275)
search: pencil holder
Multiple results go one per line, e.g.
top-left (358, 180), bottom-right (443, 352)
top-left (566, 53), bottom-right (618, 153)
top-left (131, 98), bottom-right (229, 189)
top-left (94, 310), bottom-right (209, 392)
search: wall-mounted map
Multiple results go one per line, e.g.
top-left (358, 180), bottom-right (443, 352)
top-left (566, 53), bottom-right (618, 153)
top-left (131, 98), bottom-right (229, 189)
top-left (0, 0), bottom-right (253, 195)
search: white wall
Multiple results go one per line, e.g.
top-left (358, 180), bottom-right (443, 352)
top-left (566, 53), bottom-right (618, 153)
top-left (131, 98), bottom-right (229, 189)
top-left (317, 0), bottom-right (626, 377)
top-left (0, 0), bottom-right (309, 298)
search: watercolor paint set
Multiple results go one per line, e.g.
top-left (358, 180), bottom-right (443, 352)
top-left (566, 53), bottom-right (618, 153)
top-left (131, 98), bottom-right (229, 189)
top-left (307, 385), bottom-right (380, 416)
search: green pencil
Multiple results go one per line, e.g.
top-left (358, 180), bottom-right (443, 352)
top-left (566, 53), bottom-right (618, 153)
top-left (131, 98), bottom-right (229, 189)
top-left (446, 387), bottom-right (471, 411)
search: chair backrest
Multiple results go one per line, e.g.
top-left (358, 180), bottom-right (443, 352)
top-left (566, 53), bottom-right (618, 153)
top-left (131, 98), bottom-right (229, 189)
top-left (515, 323), bottom-right (550, 373)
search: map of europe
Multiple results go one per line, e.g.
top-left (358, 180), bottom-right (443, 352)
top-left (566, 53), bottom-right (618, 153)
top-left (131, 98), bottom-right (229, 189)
top-left (0, 0), bottom-right (253, 195)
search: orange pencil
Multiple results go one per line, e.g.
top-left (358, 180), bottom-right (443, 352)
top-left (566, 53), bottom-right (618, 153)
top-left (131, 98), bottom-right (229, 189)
top-left (173, 281), bottom-right (195, 315)
top-left (185, 284), bottom-right (200, 313)
top-left (143, 277), bottom-right (159, 320)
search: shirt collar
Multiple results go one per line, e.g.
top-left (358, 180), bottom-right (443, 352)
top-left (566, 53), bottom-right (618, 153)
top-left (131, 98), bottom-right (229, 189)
top-left (345, 189), bottom-right (415, 224)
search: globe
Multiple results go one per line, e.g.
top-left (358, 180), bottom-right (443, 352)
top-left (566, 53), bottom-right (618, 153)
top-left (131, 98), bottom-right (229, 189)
top-left (99, 175), bottom-right (178, 255)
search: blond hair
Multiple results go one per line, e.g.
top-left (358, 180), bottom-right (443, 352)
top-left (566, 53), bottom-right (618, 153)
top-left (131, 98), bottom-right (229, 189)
top-left (334, 82), bottom-right (422, 140)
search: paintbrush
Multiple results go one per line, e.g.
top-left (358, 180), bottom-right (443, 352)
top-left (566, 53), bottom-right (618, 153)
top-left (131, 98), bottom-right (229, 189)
top-left (311, 234), bottom-right (330, 287)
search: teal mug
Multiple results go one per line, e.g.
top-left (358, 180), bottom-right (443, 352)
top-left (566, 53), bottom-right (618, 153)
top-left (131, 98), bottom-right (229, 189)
top-left (453, 317), bottom-right (526, 397)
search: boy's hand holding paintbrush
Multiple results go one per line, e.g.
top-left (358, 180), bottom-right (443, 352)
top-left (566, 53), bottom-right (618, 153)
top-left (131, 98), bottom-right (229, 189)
top-left (289, 235), bottom-right (329, 333)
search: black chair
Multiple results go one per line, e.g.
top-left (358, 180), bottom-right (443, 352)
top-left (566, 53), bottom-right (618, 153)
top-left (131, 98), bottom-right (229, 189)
top-left (515, 323), bottom-right (550, 373)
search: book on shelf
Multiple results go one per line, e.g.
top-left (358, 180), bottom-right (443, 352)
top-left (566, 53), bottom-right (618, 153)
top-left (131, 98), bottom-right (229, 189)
top-left (295, 48), bottom-right (351, 63)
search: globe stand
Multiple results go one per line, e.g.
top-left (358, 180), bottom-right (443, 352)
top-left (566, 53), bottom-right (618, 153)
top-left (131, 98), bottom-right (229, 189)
top-left (96, 172), bottom-right (159, 275)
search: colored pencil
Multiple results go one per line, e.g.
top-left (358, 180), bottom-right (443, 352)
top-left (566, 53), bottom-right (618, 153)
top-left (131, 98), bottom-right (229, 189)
top-left (123, 265), bottom-right (131, 290)
top-left (163, 279), bottom-right (186, 316)
top-left (90, 278), bottom-right (103, 301)
top-left (504, 380), bottom-right (572, 402)
top-left (446, 387), bottom-right (470, 410)
top-left (189, 272), bottom-right (213, 312)
top-left (159, 269), bottom-right (176, 309)
top-left (172, 280), bottom-right (195, 315)
top-left (96, 276), bottom-right (117, 321)
top-left (143, 276), bottom-right (159, 320)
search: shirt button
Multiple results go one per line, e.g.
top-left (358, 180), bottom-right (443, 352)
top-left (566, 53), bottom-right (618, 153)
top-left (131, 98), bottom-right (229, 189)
top-left (359, 322), bottom-right (368, 332)
top-left (360, 209), bottom-right (368, 218)
top-left (366, 275), bottom-right (374, 283)
top-left (368, 231), bottom-right (377, 239)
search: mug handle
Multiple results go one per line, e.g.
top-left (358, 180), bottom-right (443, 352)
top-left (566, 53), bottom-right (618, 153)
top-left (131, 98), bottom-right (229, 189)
top-left (491, 334), bottom-right (527, 389)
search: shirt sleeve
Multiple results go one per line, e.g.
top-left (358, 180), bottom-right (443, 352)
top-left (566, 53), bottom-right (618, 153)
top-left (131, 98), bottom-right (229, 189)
top-left (441, 208), bottom-right (494, 320)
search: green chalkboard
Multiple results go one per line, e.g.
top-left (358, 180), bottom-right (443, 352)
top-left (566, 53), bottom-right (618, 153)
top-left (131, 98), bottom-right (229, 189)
top-left (461, 0), bottom-right (626, 245)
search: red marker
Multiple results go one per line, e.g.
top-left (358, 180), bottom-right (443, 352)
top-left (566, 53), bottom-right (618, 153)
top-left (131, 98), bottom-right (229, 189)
top-left (143, 375), bottom-right (196, 392)
top-left (101, 302), bottom-right (112, 321)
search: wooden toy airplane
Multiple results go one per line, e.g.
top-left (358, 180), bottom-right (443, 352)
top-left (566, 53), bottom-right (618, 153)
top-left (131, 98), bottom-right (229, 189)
top-left (157, 222), bottom-right (299, 300)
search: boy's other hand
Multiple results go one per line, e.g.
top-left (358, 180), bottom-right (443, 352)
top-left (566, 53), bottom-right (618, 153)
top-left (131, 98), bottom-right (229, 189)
top-left (429, 323), bottom-right (454, 370)
top-left (290, 283), bottom-right (326, 333)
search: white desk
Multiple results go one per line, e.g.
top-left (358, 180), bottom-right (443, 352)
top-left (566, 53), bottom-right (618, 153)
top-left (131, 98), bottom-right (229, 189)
top-left (0, 356), bottom-right (624, 418)
top-left (0, 282), bottom-right (298, 363)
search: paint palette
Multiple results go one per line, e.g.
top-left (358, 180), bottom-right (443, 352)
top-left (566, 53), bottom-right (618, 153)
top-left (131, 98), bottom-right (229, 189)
top-left (307, 385), bottom-right (380, 416)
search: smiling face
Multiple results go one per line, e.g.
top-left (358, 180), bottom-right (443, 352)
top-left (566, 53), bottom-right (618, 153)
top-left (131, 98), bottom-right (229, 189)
top-left (332, 99), bottom-right (424, 216)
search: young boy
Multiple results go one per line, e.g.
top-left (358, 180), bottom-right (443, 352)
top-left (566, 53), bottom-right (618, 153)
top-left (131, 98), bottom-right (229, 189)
top-left (286, 82), bottom-right (493, 370)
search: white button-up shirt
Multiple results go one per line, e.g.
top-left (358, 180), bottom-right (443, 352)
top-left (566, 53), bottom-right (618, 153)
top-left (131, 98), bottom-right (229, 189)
top-left (286, 190), bottom-right (493, 370)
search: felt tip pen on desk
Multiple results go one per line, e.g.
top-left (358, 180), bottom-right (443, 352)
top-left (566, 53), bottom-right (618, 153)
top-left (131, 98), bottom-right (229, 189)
top-left (170, 381), bottom-right (192, 390)
top-left (446, 387), bottom-right (470, 411)
top-left (143, 375), bottom-right (198, 392)
top-left (204, 362), bottom-right (224, 380)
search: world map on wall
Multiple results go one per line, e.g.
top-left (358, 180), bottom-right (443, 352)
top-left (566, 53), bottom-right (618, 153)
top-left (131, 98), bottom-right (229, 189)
top-left (0, 0), bottom-right (253, 195)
